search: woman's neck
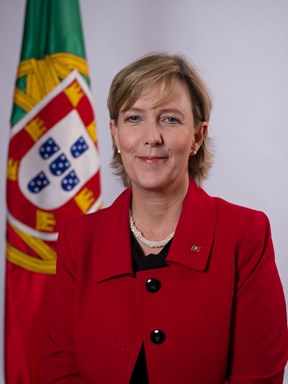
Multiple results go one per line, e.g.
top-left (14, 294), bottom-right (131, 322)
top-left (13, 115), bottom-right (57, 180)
top-left (130, 179), bottom-right (189, 242)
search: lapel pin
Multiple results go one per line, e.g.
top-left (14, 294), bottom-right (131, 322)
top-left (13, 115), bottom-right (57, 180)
top-left (191, 245), bottom-right (201, 252)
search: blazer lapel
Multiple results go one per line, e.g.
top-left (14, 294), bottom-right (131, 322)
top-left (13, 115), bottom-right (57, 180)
top-left (167, 180), bottom-right (217, 272)
top-left (94, 188), bottom-right (134, 283)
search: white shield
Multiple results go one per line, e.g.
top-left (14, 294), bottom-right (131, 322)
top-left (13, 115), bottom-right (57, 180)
top-left (18, 109), bottom-right (100, 210)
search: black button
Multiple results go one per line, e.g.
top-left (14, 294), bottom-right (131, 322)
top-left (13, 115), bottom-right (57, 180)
top-left (146, 278), bottom-right (161, 293)
top-left (150, 329), bottom-right (166, 344)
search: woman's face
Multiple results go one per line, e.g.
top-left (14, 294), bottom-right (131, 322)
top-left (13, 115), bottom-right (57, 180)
top-left (110, 79), bottom-right (207, 194)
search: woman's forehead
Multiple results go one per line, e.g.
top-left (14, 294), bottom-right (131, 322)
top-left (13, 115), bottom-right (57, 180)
top-left (120, 78), bottom-right (190, 112)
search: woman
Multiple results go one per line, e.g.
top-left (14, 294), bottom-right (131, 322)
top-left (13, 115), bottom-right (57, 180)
top-left (44, 53), bottom-right (288, 383)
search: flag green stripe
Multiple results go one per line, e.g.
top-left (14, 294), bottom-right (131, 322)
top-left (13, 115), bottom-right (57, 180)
top-left (20, 0), bottom-right (86, 60)
top-left (11, 0), bottom-right (88, 126)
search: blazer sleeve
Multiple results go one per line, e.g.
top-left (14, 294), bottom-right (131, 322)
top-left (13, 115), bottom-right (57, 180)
top-left (43, 226), bottom-right (86, 383)
top-left (226, 211), bottom-right (288, 383)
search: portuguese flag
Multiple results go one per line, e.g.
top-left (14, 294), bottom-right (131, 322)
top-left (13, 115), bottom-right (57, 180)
top-left (5, 0), bottom-right (101, 382)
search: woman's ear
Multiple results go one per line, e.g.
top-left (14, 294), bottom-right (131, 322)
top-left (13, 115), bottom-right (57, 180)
top-left (110, 119), bottom-right (120, 149)
top-left (194, 121), bottom-right (208, 148)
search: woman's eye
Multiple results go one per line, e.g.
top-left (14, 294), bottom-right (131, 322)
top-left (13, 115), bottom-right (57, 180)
top-left (126, 115), bottom-right (140, 122)
top-left (164, 116), bottom-right (180, 124)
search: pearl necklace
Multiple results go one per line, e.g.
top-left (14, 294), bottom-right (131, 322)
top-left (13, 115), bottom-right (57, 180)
top-left (129, 208), bottom-right (175, 248)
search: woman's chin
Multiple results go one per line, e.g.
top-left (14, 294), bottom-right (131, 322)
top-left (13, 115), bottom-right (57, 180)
top-left (131, 173), bottom-right (177, 193)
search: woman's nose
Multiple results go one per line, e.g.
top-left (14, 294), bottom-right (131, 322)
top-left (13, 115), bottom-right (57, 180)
top-left (143, 120), bottom-right (163, 146)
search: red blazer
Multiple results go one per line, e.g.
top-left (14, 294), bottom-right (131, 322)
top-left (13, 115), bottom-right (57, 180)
top-left (44, 179), bottom-right (288, 383)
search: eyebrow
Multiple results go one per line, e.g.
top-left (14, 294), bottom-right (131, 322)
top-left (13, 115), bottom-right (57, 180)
top-left (158, 108), bottom-right (186, 118)
top-left (120, 107), bottom-right (145, 114)
top-left (121, 107), bottom-right (186, 119)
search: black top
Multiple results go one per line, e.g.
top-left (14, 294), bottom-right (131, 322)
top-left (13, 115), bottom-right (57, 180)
top-left (131, 232), bottom-right (170, 272)
top-left (129, 233), bottom-right (171, 384)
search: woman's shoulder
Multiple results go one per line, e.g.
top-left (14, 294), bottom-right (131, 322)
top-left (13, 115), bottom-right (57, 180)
top-left (214, 195), bottom-right (269, 224)
top-left (209, 195), bottom-right (272, 248)
top-left (61, 187), bottom-right (131, 235)
top-left (192, 179), bottom-right (269, 227)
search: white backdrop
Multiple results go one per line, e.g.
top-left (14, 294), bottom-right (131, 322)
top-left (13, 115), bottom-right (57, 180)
top-left (0, 0), bottom-right (287, 382)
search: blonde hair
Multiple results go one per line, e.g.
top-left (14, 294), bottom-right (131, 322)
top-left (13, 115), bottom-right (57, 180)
top-left (108, 52), bottom-right (213, 186)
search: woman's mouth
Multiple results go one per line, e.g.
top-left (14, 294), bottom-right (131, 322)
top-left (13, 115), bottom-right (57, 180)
top-left (138, 156), bottom-right (168, 163)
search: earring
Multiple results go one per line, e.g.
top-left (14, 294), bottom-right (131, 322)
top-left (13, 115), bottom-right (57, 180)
top-left (117, 148), bottom-right (121, 154)
top-left (191, 148), bottom-right (197, 156)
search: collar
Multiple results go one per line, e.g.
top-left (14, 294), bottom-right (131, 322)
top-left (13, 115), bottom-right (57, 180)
top-left (167, 180), bottom-right (217, 271)
top-left (94, 179), bottom-right (217, 283)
